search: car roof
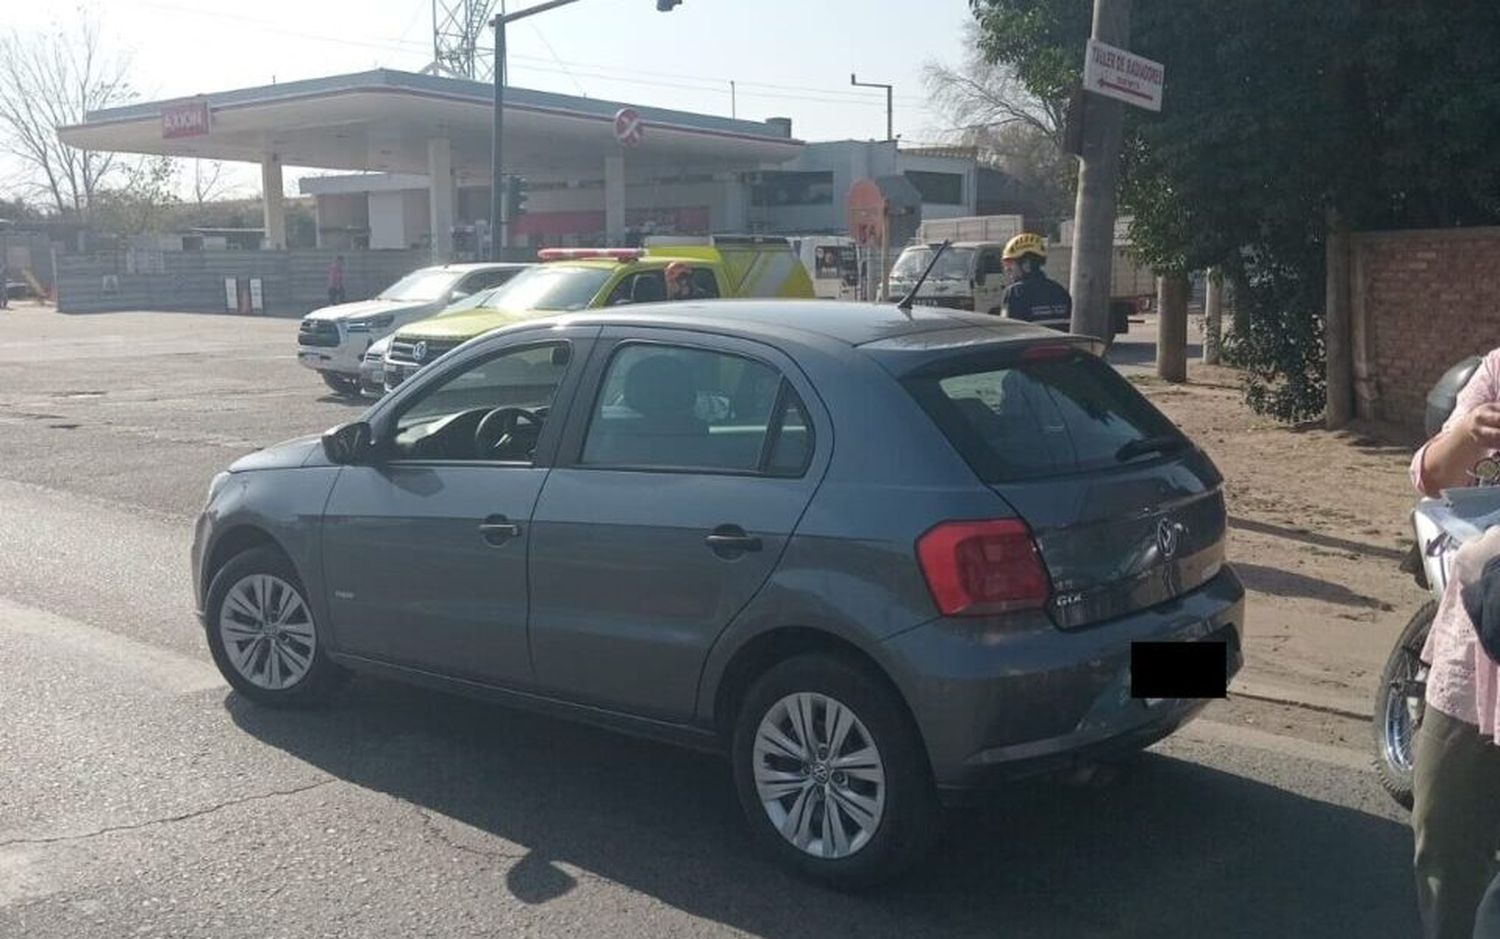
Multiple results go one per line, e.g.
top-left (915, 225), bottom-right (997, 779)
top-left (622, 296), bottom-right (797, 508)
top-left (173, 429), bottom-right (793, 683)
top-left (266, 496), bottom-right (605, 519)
top-left (427, 262), bottom-right (533, 273)
top-left (538, 299), bottom-right (1071, 352)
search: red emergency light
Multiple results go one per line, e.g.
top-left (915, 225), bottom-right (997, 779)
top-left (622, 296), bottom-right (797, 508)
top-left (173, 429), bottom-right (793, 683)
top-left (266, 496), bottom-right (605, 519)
top-left (537, 248), bottom-right (643, 262)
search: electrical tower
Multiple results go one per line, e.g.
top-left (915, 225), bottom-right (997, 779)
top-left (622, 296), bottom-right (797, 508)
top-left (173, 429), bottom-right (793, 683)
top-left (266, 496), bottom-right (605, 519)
top-left (426, 0), bottom-right (498, 81)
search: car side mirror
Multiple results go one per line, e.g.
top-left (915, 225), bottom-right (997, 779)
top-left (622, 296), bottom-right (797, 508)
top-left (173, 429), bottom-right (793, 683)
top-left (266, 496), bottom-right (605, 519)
top-left (322, 421), bottom-right (374, 465)
top-left (449, 289), bottom-right (471, 302)
top-left (974, 271), bottom-right (987, 286)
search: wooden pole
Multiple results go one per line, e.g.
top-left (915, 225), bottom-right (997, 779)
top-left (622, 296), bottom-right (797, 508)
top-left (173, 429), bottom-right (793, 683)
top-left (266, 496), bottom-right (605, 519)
top-left (1202, 267), bottom-right (1223, 364)
top-left (1067, 0), bottom-right (1132, 345)
top-left (1157, 272), bottom-right (1189, 383)
top-left (1325, 208), bottom-right (1354, 428)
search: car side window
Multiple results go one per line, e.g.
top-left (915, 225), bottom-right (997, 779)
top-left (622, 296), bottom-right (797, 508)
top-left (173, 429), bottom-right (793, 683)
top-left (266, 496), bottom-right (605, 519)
top-left (387, 342), bottom-right (571, 463)
top-left (606, 271), bottom-right (667, 306)
top-left (689, 268), bottom-right (720, 299)
top-left (580, 343), bottom-right (811, 475)
top-left (460, 269), bottom-right (514, 294)
top-left (977, 251), bottom-right (1005, 278)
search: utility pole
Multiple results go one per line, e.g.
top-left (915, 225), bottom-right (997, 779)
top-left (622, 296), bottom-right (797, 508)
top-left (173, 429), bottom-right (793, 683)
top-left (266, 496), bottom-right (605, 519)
top-left (490, 0), bottom-right (683, 259)
top-left (1068, 0), bottom-right (1131, 344)
top-left (730, 80), bottom-right (737, 119)
top-left (851, 73), bottom-right (893, 141)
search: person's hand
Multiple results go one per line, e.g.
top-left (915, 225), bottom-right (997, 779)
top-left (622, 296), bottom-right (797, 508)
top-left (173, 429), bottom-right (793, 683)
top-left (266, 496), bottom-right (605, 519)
top-left (1464, 403), bottom-right (1500, 450)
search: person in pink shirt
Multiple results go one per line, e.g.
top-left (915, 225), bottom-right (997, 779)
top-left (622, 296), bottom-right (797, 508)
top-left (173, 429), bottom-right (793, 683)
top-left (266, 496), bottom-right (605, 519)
top-left (1410, 346), bottom-right (1500, 939)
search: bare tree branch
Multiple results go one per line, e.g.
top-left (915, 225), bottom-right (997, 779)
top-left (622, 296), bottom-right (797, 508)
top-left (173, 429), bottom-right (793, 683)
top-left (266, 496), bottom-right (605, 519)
top-left (191, 160), bottom-right (229, 206)
top-left (0, 13), bottom-right (133, 218)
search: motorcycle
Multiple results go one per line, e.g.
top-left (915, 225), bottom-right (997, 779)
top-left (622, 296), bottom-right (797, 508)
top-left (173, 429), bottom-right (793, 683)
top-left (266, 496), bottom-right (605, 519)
top-left (1372, 355), bottom-right (1485, 808)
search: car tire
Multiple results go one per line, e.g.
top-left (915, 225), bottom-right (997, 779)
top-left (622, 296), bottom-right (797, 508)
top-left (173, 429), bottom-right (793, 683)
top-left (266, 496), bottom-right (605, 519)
top-left (204, 546), bottom-right (345, 708)
top-left (321, 372), bottom-right (362, 397)
top-left (731, 653), bottom-right (940, 889)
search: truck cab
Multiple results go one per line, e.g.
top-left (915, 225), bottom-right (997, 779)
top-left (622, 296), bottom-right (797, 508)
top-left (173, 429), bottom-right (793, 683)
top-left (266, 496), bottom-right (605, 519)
top-left (887, 241), bottom-right (1009, 314)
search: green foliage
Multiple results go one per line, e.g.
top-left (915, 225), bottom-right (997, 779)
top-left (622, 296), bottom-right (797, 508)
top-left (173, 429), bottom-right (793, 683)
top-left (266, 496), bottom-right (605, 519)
top-left (91, 156), bottom-right (178, 237)
top-left (969, 0), bottom-right (1500, 422)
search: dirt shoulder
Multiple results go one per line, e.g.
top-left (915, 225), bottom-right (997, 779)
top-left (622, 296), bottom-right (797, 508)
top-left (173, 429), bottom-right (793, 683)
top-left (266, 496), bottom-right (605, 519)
top-left (1127, 357), bottom-right (1428, 717)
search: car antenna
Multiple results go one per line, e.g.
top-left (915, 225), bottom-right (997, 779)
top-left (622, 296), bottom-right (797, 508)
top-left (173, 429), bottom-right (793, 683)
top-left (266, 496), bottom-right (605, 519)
top-left (896, 239), bottom-right (951, 313)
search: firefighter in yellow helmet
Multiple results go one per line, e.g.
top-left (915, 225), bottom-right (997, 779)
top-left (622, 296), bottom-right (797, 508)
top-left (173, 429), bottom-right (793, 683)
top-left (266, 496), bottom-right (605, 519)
top-left (1000, 233), bottom-right (1072, 330)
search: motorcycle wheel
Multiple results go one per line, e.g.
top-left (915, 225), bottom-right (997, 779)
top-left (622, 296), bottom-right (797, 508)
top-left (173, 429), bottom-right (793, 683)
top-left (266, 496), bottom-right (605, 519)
top-left (1372, 600), bottom-right (1435, 810)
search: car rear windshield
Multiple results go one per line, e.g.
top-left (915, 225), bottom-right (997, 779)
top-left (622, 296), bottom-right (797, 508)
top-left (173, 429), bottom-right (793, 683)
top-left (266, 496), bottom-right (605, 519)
top-left (905, 349), bottom-right (1186, 482)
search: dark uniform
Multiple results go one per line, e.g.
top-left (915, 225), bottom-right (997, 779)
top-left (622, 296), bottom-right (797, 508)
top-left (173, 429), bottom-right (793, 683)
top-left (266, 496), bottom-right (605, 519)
top-left (1001, 270), bottom-right (1072, 329)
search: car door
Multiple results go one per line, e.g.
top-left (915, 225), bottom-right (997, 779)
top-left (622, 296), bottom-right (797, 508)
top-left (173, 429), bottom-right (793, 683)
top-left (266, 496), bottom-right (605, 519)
top-left (320, 327), bottom-right (592, 686)
top-left (526, 328), bottom-right (827, 720)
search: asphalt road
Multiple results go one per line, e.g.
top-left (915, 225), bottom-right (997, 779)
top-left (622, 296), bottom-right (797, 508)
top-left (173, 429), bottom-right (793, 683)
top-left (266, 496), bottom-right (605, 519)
top-left (0, 306), bottom-right (1420, 938)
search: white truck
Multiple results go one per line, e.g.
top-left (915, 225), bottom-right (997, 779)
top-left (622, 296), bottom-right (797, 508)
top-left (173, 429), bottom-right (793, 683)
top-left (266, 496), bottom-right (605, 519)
top-left (789, 235), bottom-right (860, 300)
top-left (915, 215), bottom-right (1025, 245)
top-left (888, 215), bottom-right (1153, 333)
top-left (295, 262), bottom-right (528, 396)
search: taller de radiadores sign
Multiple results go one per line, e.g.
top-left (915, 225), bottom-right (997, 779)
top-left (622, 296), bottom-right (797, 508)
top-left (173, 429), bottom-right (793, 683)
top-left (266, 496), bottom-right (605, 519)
top-left (161, 99), bottom-right (211, 139)
top-left (1083, 39), bottom-right (1165, 112)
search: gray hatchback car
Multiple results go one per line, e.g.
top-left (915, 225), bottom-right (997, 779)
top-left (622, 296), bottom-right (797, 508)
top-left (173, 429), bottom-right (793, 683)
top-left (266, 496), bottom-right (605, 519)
top-left (194, 301), bottom-right (1243, 886)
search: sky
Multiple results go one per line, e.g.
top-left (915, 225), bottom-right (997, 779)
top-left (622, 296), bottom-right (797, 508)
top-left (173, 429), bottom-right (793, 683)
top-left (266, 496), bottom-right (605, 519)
top-left (4, 0), bottom-right (979, 201)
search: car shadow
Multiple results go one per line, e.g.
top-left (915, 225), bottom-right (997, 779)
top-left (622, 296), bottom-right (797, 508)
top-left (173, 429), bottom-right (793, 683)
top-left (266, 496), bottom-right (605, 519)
top-left (1234, 561), bottom-right (1395, 611)
top-left (226, 678), bottom-right (1419, 938)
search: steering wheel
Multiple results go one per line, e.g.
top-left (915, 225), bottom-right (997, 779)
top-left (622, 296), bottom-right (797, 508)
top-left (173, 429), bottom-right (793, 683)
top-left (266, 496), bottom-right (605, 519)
top-left (474, 406), bottom-right (543, 460)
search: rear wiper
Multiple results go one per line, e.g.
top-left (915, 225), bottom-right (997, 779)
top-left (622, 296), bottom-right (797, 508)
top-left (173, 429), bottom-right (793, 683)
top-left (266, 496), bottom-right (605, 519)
top-left (1116, 435), bottom-right (1187, 462)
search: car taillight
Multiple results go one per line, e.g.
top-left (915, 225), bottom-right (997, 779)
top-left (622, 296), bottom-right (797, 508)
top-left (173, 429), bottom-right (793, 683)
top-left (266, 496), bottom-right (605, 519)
top-left (916, 519), bottom-right (1051, 616)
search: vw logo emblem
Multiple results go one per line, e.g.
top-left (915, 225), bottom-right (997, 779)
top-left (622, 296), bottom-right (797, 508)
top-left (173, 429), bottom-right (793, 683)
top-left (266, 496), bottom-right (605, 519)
top-left (412, 341), bottom-right (428, 363)
top-left (1156, 518), bottom-right (1185, 559)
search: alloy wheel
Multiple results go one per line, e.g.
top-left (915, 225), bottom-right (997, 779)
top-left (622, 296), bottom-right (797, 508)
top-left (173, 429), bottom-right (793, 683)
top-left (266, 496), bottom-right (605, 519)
top-left (218, 574), bottom-right (318, 691)
top-left (752, 692), bottom-right (886, 860)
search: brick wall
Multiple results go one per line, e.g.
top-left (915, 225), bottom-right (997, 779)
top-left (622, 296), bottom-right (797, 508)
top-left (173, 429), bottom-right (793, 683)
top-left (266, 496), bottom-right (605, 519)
top-left (1351, 227), bottom-right (1500, 428)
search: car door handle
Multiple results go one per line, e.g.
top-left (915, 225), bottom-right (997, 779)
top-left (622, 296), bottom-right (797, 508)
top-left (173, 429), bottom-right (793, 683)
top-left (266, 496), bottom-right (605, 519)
top-left (705, 527), bottom-right (762, 555)
top-left (479, 515), bottom-right (522, 545)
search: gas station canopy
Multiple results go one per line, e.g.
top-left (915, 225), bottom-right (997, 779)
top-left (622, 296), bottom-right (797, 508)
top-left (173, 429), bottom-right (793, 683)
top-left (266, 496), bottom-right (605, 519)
top-left (57, 68), bottom-right (803, 178)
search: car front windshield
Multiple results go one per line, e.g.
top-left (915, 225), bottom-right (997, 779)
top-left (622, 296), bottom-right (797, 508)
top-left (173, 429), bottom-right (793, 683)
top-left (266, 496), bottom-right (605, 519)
top-left (488, 265), bottom-right (614, 311)
top-left (438, 286), bottom-right (502, 315)
top-left (378, 269), bottom-right (462, 302)
top-left (891, 247), bottom-right (975, 282)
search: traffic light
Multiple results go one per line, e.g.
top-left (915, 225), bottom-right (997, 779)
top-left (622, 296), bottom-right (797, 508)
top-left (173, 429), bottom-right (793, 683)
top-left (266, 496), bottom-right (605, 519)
top-left (506, 176), bottom-right (529, 219)
top-left (656, 0), bottom-right (681, 10)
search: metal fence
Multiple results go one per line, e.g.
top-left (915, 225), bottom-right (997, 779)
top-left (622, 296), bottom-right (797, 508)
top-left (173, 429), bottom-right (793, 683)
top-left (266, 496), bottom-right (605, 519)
top-left (56, 249), bottom-right (427, 315)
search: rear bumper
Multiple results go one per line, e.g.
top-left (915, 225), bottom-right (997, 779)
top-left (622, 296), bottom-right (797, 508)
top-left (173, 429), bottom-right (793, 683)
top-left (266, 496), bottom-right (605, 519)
top-left (883, 566), bottom-right (1244, 798)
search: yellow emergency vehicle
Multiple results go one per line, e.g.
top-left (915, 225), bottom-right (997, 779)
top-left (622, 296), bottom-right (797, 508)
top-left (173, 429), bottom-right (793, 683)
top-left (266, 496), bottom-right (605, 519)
top-left (383, 235), bottom-right (814, 389)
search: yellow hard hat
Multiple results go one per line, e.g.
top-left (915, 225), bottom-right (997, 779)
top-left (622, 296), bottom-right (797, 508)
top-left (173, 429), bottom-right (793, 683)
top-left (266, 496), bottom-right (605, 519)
top-left (1002, 233), bottom-right (1046, 261)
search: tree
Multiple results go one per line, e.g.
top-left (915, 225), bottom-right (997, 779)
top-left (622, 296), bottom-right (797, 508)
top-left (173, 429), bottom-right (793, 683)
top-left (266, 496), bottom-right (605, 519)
top-left (0, 15), bottom-right (133, 218)
top-left (968, 0), bottom-right (1500, 422)
top-left (924, 23), bottom-right (1077, 229)
top-left (91, 156), bottom-right (179, 237)
top-left (190, 160), bottom-right (231, 206)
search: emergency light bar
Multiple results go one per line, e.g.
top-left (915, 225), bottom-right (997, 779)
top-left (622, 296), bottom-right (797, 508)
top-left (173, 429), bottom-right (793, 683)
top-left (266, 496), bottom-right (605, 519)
top-left (537, 248), bottom-right (643, 262)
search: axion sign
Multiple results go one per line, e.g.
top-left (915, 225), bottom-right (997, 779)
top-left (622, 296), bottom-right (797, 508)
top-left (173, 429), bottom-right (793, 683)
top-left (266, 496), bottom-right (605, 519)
top-left (613, 107), bottom-right (644, 148)
top-left (161, 99), bottom-right (211, 139)
top-left (1083, 39), bottom-right (1164, 112)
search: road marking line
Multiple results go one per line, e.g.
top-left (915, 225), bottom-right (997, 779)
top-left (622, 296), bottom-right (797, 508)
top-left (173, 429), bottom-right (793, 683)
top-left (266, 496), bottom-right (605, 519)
top-left (1165, 718), bottom-right (1371, 772)
top-left (0, 597), bottom-right (224, 695)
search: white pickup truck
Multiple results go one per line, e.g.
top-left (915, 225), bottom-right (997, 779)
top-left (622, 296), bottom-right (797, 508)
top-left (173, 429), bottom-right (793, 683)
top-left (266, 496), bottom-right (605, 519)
top-left (296, 262), bottom-right (528, 396)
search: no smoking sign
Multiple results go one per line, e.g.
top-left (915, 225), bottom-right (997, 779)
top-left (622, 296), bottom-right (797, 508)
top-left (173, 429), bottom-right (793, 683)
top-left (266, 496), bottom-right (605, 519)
top-left (613, 107), bottom-right (644, 148)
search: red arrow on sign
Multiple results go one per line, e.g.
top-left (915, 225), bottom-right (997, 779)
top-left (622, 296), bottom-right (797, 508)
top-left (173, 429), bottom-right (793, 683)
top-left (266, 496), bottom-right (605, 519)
top-left (1097, 77), bottom-right (1155, 102)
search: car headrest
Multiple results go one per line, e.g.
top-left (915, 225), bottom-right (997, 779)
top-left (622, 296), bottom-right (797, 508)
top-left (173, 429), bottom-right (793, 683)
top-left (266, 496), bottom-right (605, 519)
top-left (623, 355), bottom-right (697, 421)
